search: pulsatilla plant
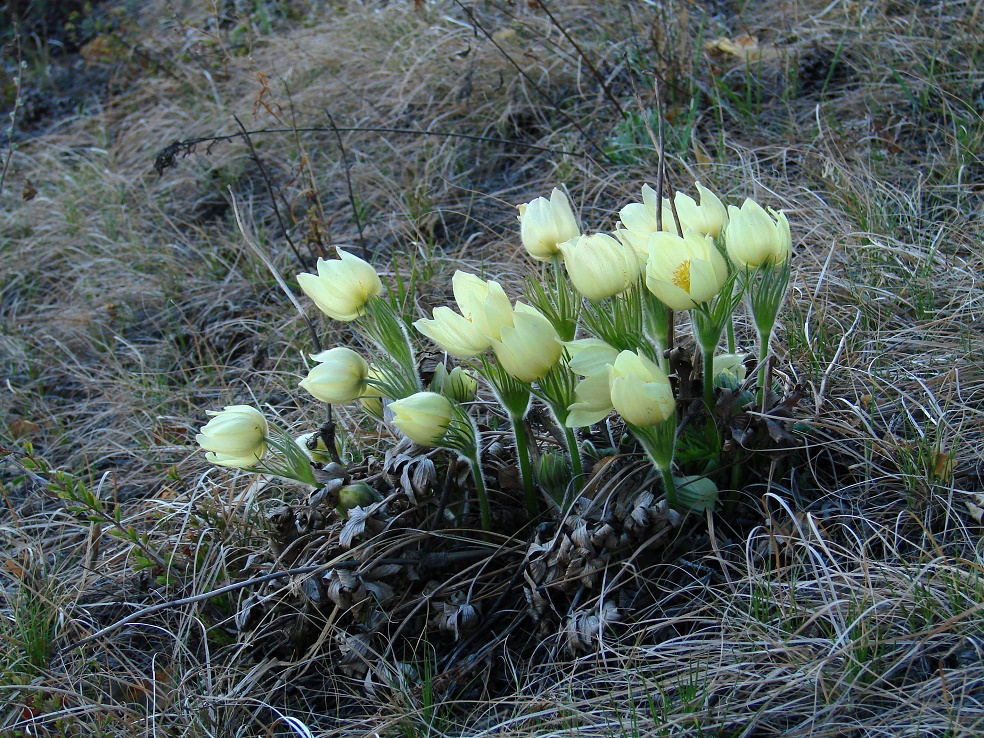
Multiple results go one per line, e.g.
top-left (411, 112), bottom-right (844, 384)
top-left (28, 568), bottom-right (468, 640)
top-left (197, 183), bottom-right (793, 530)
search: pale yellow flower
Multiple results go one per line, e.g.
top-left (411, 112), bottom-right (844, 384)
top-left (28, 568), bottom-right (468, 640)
top-left (558, 233), bottom-right (641, 300)
top-left (414, 306), bottom-right (491, 358)
top-left (297, 249), bottom-right (383, 321)
top-left (451, 271), bottom-right (515, 341)
top-left (615, 184), bottom-right (684, 262)
top-left (565, 338), bottom-right (620, 377)
top-left (300, 347), bottom-right (369, 403)
top-left (724, 199), bottom-right (791, 268)
top-left (565, 372), bottom-right (615, 427)
top-left (196, 405), bottom-right (268, 468)
top-left (609, 351), bottom-right (675, 427)
top-left (646, 230), bottom-right (729, 310)
top-left (389, 391), bottom-right (453, 446)
top-left (490, 303), bottom-right (562, 383)
top-left (518, 188), bottom-right (581, 261)
top-left (442, 366), bottom-right (479, 403)
top-left (674, 182), bottom-right (728, 238)
top-left (295, 432), bottom-right (333, 464)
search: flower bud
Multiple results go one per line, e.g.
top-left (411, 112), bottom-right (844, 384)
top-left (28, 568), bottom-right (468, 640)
top-left (712, 353), bottom-right (748, 389)
top-left (558, 233), bottom-right (641, 300)
top-left (724, 199), bottom-right (791, 268)
top-left (490, 303), bottom-right (562, 383)
top-left (518, 188), bottom-right (581, 261)
top-left (646, 230), bottom-right (729, 310)
top-left (451, 271), bottom-right (515, 341)
top-left (196, 405), bottom-right (268, 468)
top-left (297, 248), bottom-right (383, 321)
top-left (674, 182), bottom-right (728, 238)
top-left (431, 365), bottom-right (478, 403)
top-left (295, 432), bottom-right (334, 464)
top-left (609, 351), bottom-right (675, 427)
top-left (337, 482), bottom-right (383, 515)
top-left (300, 347), bottom-right (369, 403)
top-left (389, 391), bottom-right (453, 446)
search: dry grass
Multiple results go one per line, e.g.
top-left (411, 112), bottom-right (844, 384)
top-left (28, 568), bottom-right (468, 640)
top-left (2, 0), bottom-right (983, 735)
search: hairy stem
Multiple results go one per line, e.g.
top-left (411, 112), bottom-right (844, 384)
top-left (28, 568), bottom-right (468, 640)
top-left (511, 416), bottom-right (539, 519)
top-left (467, 452), bottom-right (492, 532)
top-left (660, 466), bottom-right (678, 510)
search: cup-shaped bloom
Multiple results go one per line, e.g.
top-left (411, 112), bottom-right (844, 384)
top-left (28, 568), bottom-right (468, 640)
top-left (518, 188), bottom-right (580, 261)
top-left (566, 372), bottom-right (615, 427)
top-left (414, 306), bottom-right (491, 358)
top-left (565, 338), bottom-right (620, 377)
top-left (615, 184), bottom-right (682, 262)
top-left (725, 199), bottom-right (791, 268)
top-left (389, 391), bottom-right (452, 446)
top-left (609, 351), bottom-right (675, 427)
top-left (674, 182), bottom-right (728, 239)
top-left (300, 347), bottom-right (370, 403)
top-left (196, 405), bottom-right (268, 468)
top-left (490, 303), bottom-right (562, 383)
top-left (297, 248), bottom-right (383, 321)
top-left (558, 233), bottom-right (641, 300)
top-left (646, 230), bottom-right (729, 310)
top-left (451, 271), bottom-right (515, 341)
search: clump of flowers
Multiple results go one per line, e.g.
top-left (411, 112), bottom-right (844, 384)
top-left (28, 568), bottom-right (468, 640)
top-left (197, 183), bottom-right (793, 528)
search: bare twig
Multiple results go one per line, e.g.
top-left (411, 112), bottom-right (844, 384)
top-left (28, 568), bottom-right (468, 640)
top-left (66, 564), bottom-right (331, 650)
top-left (629, 70), bottom-right (681, 353)
top-left (535, 0), bottom-right (626, 118)
top-left (0, 25), bottom-right (23, 199)
top-left (449, 0), bottom-right (607, 161)
top-left (154, 125), bottom-right (592, 176)
top-left (233, 114), bottom-right (305, 265)
top-left (324, 109), bottom-right (369, 261)
top-left (283, 78), bottom-right (330, 262)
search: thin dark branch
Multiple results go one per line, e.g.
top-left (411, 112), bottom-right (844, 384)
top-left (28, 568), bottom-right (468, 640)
top-left (536, 0), bottom-right (626, 118)
top-left (449, 0), bottom-right (608, 161)
top-left (154, 125), bottom-right (593, 176)
top-left (66, 564), bottom-right (331, 650)
top-left (629, 69), bottom-right (681, 354)
top-left (282, 78), bottom-right (329, 262)
top-left (0, 26), bottom-right (23, 199)
top-left (324, 109), bottom-right (369, 261)
top-left (232, 115), bottom-right (305, 265)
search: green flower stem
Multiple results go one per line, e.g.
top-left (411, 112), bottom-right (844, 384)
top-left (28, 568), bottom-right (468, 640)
top-left (465, 450), bottom-right (492, 532)
top-left (564, 426), bottom-right (583, 484)
top-left (629, 417), bottom-right (678, 509)
top-left (702, 343), bottom-right (716, 411)
top-left (757, 327), bottom-right (772, 411)
top-left (643, 290), bottom-right (672, 370)
top-left (660, 466), bottom-right (678, 510)
top-left (727, 315), bottom-right (736, 353)
top-left (511, 414), bottom-right (539, 519)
